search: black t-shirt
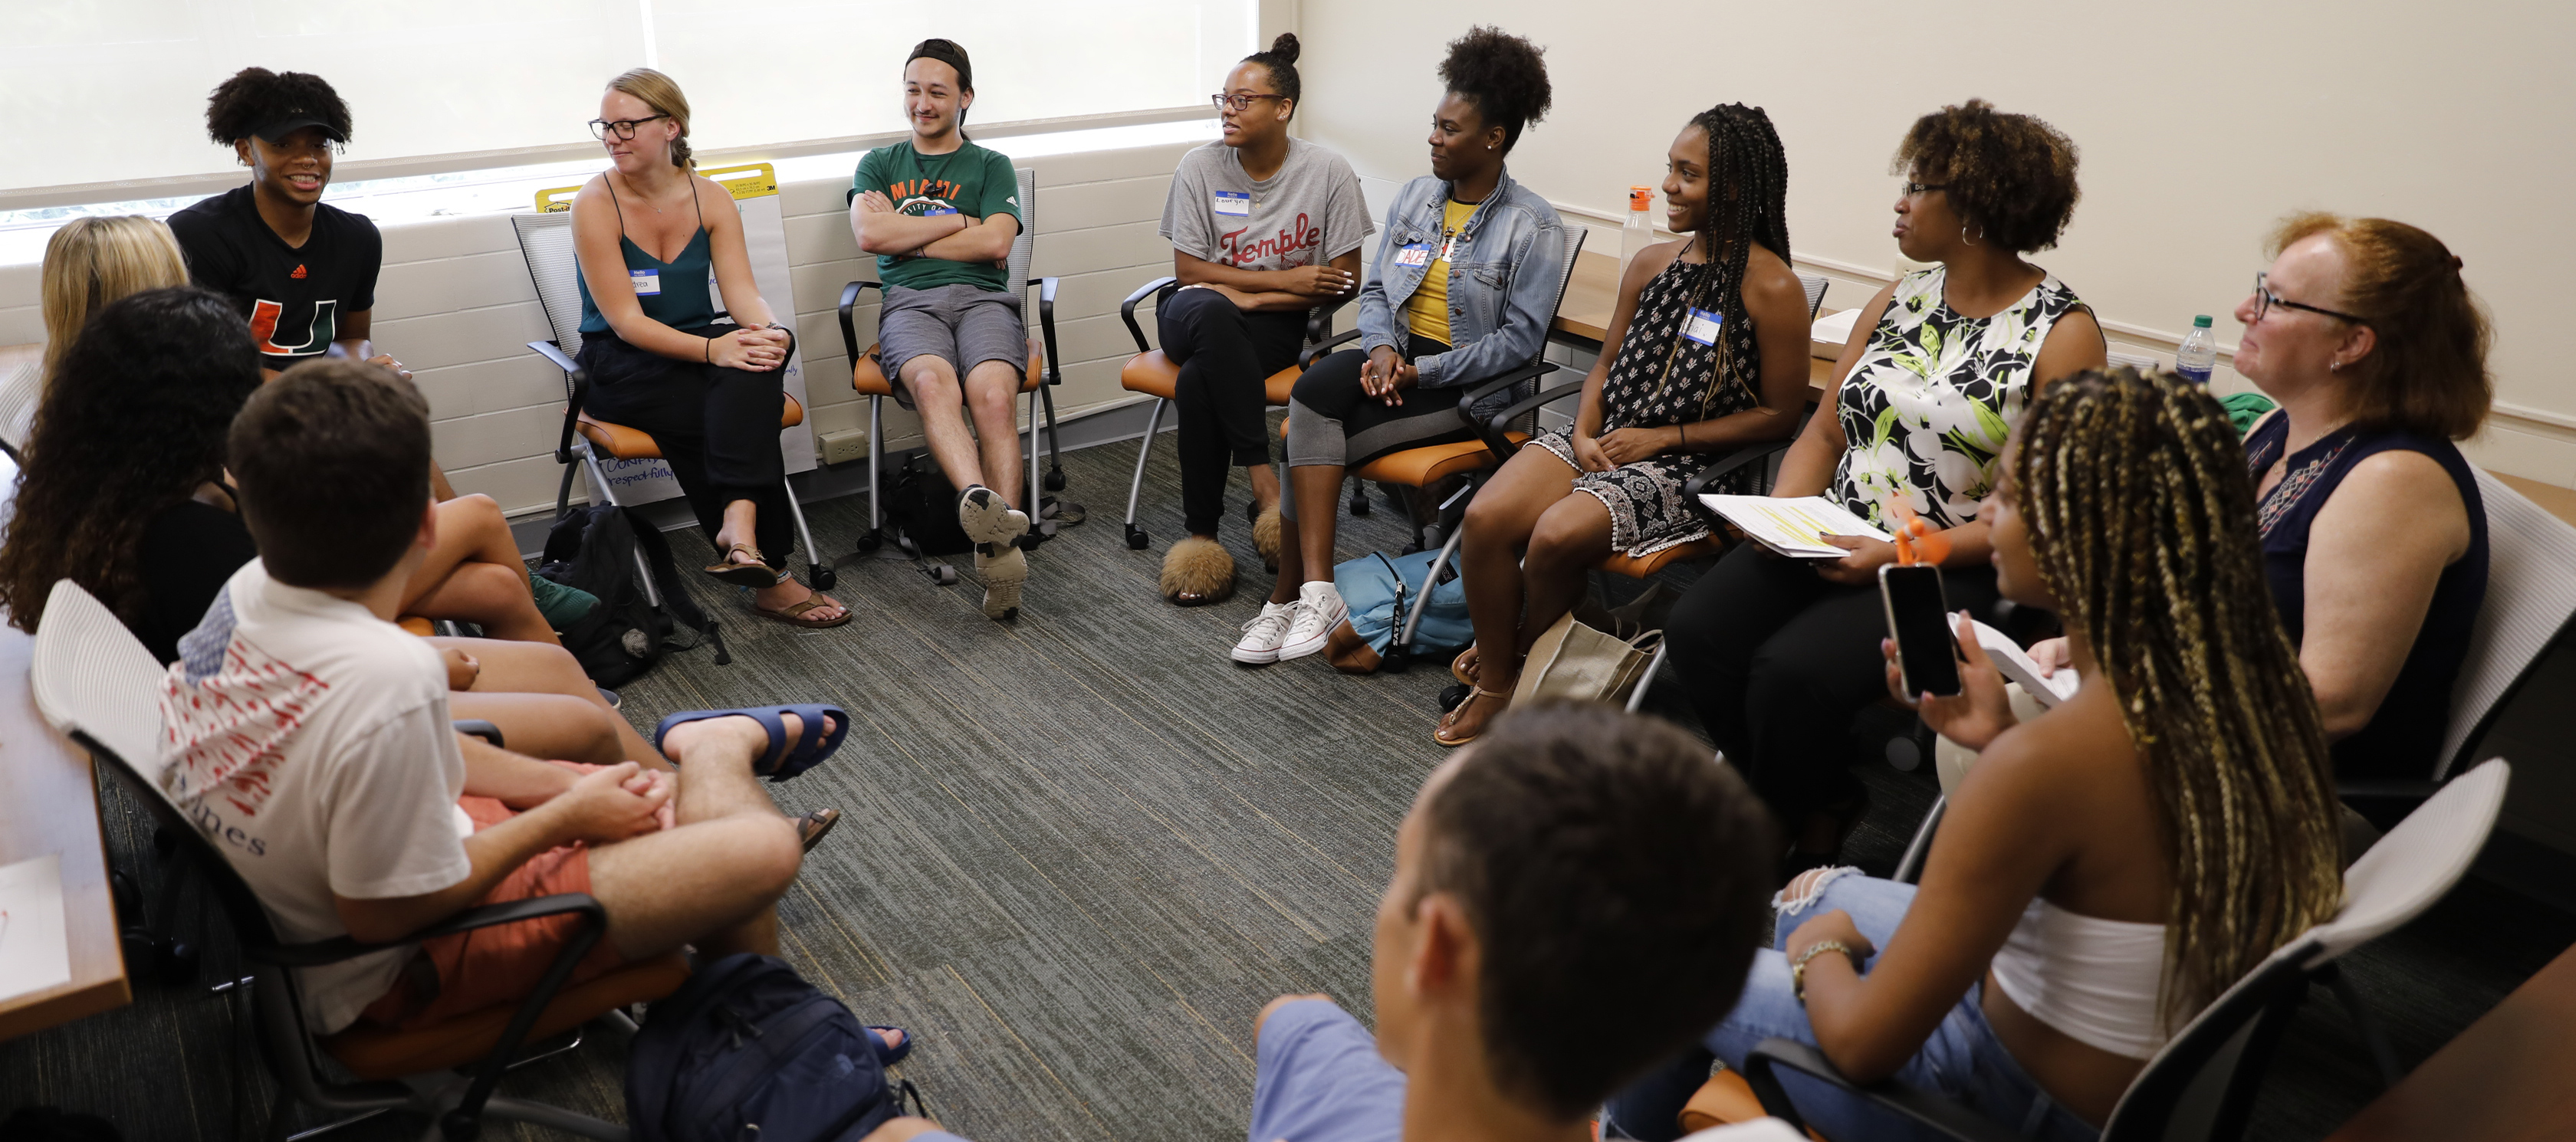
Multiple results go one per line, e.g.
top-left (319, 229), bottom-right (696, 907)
top-left (133, 497), bottom-right (260, 665)
top-left (168, 184), bottom-right (383, 371)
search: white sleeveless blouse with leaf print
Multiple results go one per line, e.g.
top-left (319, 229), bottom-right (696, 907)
top-left (1829, 267), bottom-right (2085, 530)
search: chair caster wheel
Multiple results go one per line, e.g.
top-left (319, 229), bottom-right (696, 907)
top-left (1349, 491), bottom-right (1372, 516)
top-left (855, 531), bottom-right (883, 554)
top-left (809, 566), bottom-right (836, 591)
top-left (930, 565), bottom-right (958, 586)
top-left (1125, 525), bottom-right (1148, 550)
top-left (1044, 469), bottom-right (1067, 492)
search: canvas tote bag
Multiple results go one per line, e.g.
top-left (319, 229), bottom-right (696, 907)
top-left (1509, 611), bottom-right (1661, 707)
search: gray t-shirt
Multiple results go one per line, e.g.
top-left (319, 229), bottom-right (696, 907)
top-left (1159, 137), bottom-right (1372, 274)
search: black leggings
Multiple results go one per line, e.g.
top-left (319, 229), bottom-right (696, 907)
top-left (577, 326), bottom-right (796, 569)
top-left (1281, 340), bottom-right (1474, 479)
top-left (1156, 287), bottom-right (1306, 537)
top-left (1663, 542), bottom-right (2002, 826)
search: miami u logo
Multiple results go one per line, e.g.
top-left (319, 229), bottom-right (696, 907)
top-left (248, 298), bottom-right (337, 357)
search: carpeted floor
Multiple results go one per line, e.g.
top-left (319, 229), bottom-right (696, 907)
top-left (4, 420), bottom-right (2570, 1140)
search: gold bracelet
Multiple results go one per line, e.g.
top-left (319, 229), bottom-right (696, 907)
top-left (1791, 940), bottom-right (1857, 1003)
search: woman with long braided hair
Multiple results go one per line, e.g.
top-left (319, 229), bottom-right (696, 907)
top-left (1663, 99), bottom-right (2104, 868)
top-left (1605, 369), bottom-right (2343, 1140)
top-left (1436, 103), bottom-right (1812, 745)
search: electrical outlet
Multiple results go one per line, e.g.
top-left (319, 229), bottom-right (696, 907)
top-left (819, 428), bottom-right (869, 466)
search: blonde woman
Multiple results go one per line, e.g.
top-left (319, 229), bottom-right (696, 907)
top-left (571, 68), bottom-right (846, 628)
top-left (0, 217), bottom-right (192, 452)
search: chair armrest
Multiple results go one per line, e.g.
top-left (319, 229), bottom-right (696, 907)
top-left (837, 280), bottom-right (883, 367)
top-left (527, 340), bottom-right (578, 374)
top-left (1037, 276), bottom-right (1062, 385)
top-left (1302, 327), bottom-right (1364, 369)
top-left (1119, 276), bottom-right (1180, 354)
top-left (1454, 362), bottom-right (1564, 464)
top-left (451, 720), bottom-right (504, 748)
top-left (1679, 439), bottom-right (1799, 517)
top-left (255, 894), bottom-right (606, 967)
top-left (1303, 294), bottom-right (1354, 349)
top-left (530, 342), bottom-right (590, 464)
top-left (1743, 1039), bottom-right (2023, 1142)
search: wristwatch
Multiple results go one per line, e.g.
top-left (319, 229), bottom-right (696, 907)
top-left (1791, 940), bottom-right (1858, 1003)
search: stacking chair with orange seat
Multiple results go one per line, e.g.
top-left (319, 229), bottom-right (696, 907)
top-left (29, 579), bottom-right (682, 1141)
top-left (511, 211), bottom-right (835, 596)
top-left (1112, 281), bottom-right (1352, 550)
top-left (836, 166), bottom-right (1066, 585)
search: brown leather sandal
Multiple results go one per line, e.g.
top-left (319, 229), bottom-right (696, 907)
top-left (1434, 685), bottom-right (1511, 747)
top-left (704, 543), bottom-right (783, 587)
top-left (797, 809), bottom-right (841, 852)
top-left (754, 592), bottom-right (851, 629)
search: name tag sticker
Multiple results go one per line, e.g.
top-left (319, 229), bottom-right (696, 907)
top-left (1395, 243), bottom-right (1433, 268)
top-left (921, 205), bottom-right (958, 216)
top-left (1213, 190), bottom-right (1251, 218)
top-left (1683, 307), bottom-right (1724, 346)
top-left (629, 268), bottom-right (662, 296)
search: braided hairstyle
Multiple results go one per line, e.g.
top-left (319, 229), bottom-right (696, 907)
top-left (1671, 103), bottom-right (1789, 409)
top-left (2010, 367), bottom-right (2343, 1027)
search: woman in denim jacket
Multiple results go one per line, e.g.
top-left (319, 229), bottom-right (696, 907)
top-left (1230, 26), bottom-right (1566, 667)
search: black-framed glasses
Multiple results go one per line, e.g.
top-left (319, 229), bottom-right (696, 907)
top-left (1901, 181), bottom-right (1948, 197)
top-left (1211, 93), bottom-right (1287, 113)
top-left (2253, 271), bottom-right (2371, 327)
top-left (588, 114), bottom-right (671, 141)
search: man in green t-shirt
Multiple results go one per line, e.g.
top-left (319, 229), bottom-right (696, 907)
top-left (849, 38), bottom-right (1034, 621)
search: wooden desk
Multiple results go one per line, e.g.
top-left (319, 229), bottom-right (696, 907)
top-left (1548, 249), bottom-right (1835, 399)
top-left (0, 622), bottom-right (129, 1040)
top-left (2325, 943), bottom-right (2576, 1142)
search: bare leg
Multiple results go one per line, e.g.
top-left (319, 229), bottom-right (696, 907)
top-left (1517, 495), bottom-right (1615, 655)
top-left (1441, 448), bottom-right (1581, 744)
top-left (961, 360), bottom-right (1025, 511)
top-left (407, 562), bottom-right (560, 645)
top-left (1247, 461), bottom-right (1281, 514)
top-left (449, 691), bottom-right (623, 765)
top-left (429, 636), bottom-right (669, 770)
top-left (402, 496), bottom-right (536, 605)
top-left (583, 712), bottom-right (826, 960)
top-left (902, 357), bottom-right (987, 494)
top-left (715, 499), bottom-right (846, 622)
top-left (1268, 463), bottom-right (1347, 605)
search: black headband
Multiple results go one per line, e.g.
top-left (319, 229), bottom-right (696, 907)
top-left (905, 40), bottom-right (972, 93)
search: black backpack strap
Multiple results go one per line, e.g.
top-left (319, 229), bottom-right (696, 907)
top-left (622, 507), bottom-right (731, 667)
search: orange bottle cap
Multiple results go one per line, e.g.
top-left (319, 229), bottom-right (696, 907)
top-left (1629, 186), bottom-right (1653, 212)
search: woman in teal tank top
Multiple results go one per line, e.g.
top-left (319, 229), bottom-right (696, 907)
top-left (570, 69), bottom-right (846, 628)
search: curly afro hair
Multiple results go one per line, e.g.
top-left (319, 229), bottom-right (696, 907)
top-left (205, 67), bottom-right (351, 146)
top-left (1439, 26), bottom-right (1552, 154)
top-left (1891, 98), bottom-right (2078, 253)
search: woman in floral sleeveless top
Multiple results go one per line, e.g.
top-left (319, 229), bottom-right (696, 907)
top-left (1437, 105), bottom-right (1815, 747)
top-left (1665, 100), bottom-right (2105, 873)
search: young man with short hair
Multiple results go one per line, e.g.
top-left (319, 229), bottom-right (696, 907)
top-left (159, 361), bottom-right (826, 1034)
top-left (848, 38), bottom-right (1035, 622)
top-left (859, 703), bottom-right (1786, 1142)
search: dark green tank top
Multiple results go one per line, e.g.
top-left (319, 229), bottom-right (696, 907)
top-left (577, 175), bottom-right (718, 334)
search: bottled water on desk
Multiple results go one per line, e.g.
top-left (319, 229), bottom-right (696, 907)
top-left (1619, 186), bottom-right (1656, 273)
top-left (2176, 315), bottom-right (2216, 385)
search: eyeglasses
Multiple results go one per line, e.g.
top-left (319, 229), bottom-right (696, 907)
top-left (1210, 93), bottom-right (1287, 113)
top-left (588, 114), bottom-right (671, 142)
top-left (2252, 272), bottom-right (2371, 327)
top-left (1901, 181), bottom-right (1948, 197)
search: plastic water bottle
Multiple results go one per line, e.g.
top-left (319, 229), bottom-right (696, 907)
top-left (1618, 186), bottom-right (1656, 273)
top-left (2175, 315), bottom-right (2216, 385)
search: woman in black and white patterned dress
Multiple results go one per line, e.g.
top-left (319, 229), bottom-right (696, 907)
top-left (1438, 105), bottom-right (1814, 747)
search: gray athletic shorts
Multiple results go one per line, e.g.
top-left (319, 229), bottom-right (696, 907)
top-left (877, 284), bottom-right (1029, 410)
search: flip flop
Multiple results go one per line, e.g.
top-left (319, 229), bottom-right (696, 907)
top-left (797, 809), bottom-right (841, 852)
top-left (704, 544), bottom-right (784, 587)
top-left (1434, 686), bottom-right (1510, 748)
top-left (752, 591), bottom-right (852, 629)
top-left (867, 1025), bottom-right (915, 1067)
top-left (651, 704), bottom-right (850, 781)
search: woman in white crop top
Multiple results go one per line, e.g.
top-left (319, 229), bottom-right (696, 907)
top-left (1605, 369), bottom-right (2345, 1141)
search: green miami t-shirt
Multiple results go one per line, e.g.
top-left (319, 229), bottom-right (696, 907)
top-left (850, 139), bottom-right (1020, 293)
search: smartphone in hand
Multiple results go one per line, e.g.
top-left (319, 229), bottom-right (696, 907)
top-left (1880, 563), bottom-right (1962, 698)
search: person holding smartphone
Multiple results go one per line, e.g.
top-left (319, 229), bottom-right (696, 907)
top-left (1659, 100), bottom-right (2105, 876)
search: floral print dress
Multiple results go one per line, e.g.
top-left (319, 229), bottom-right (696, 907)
top-left (1829, 266), bottom-right (2086, 529)
top-left (1533, 248), bottom-right (1763, 557)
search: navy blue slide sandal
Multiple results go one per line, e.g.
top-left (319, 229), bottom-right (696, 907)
top-left (650, 704), bottom-right (850, 780)
top-left (867, 1026), bottom-right (915, 1067)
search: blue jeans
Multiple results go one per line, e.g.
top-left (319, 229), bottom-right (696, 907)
top-left (1602, 875), bottom-right (2100, 1142)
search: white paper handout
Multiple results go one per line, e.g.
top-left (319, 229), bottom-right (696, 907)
top-left (1810, 307), bottom-right (1862, 350)
top-left (1701, 494), bottom-right (1894, 558)
top-left (0, 852), bottom-right (72, 1004)
top-left (1968, 620), bottom-right (2078, 707)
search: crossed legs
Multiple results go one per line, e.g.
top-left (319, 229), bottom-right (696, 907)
top-left (402, 494), bottom-right (558, 645)
top-left (431, 636), bottom-right (669, 771)
top-left (584, 712), bottom-right (818, 960)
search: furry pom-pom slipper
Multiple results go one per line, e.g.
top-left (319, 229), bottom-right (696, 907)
top-left (1160, 537), bottom-right (1237, 605)
top-left (1251, 504), bottom-right (1283, 573)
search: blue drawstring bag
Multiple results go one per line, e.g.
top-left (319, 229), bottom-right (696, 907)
top-left (1326, 549), bottom-right (1472, 673)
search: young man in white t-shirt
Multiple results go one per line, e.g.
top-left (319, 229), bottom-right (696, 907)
top-left (160, 361), bottom-right (820, 1034)
top-left (856, 704), bottom-right (1786, 1142)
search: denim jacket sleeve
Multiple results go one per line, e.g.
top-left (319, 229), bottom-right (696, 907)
top-left (1356, 192), bottom-right (1406, 358)
top-left (1413, 210), bottom-right (1563, 390)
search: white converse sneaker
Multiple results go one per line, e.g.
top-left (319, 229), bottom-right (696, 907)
top-left (957, 484), bottom-right (1030, 546)
top-left (1275, 582), bottom-right (1347, 661)
top-left (1231, 601), bottom-right (1299, 665)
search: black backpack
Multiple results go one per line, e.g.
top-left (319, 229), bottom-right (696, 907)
top-left (534, 504), bottom-right (728, 687)
top-left (880, 453), bottom-right (972, 556)
top-left (627, 953), bottom-right (923, 1142)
